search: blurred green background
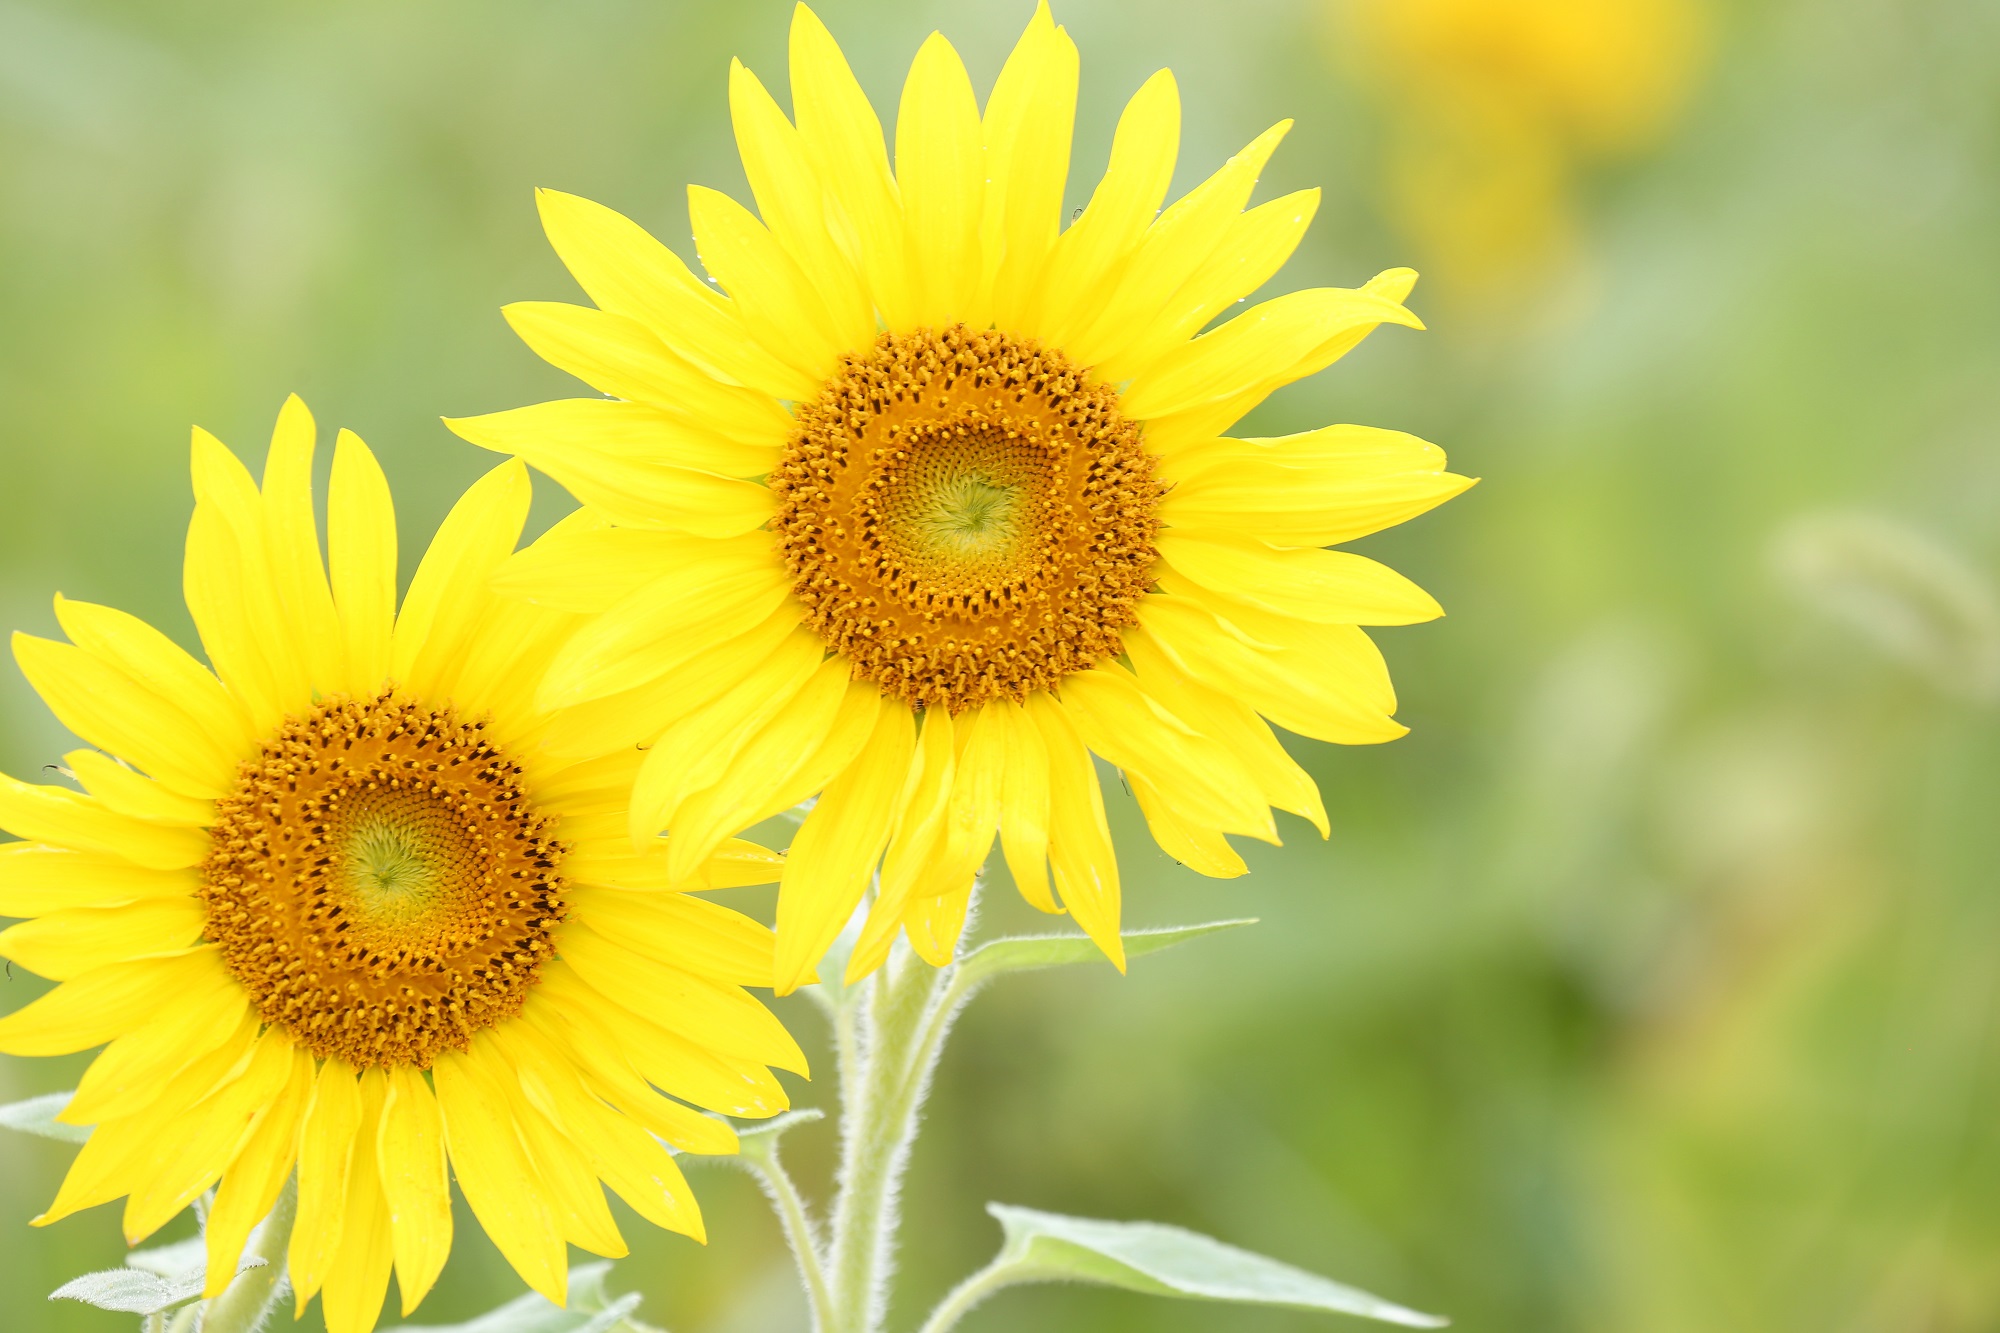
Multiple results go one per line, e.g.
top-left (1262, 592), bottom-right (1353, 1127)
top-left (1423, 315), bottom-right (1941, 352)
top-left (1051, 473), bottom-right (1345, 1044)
top-left (3, 0), bottom-right (1998, 1328)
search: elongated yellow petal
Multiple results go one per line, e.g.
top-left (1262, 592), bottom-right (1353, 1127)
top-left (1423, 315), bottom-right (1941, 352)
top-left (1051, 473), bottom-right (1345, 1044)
top-left (476, 1042), bottom-right (627, 1259)
top-left (205, 1042), bottom-right (313, 1297)
top-left (631, 628), bottom-right (826, 847)
top-left (730, 57), bottom-right (875, 348)
top-left (1029, 695), bottom-right (1124, 969)
top-left (570, 887), bottom-right (778, 988)
top-left (123, 1025), bottom-right (295, 1243)
top-left (328, 429), bottom-right (397, 696)
top-left (689, 184), bottom-right (845, 382)
top-left (1161, 423), bottom-right (1447, 485)
top-left (1061, 663), bottom-right (1275, 838)
top-left (535, 187), bottom-right (814, 400)
top-left (1163, 462), bottom-right (1475, 548)
top-left (0, 896), bottom-right (204, 980)
top-left (660, 652), bottom-right (852, 881)
top-left (1027, 68), bottom-right (1180, 346)
top-left (789, 4), bottom-right (912, 328)
top-left (1094, 187), bottom-right (1320, 386)
top-left (1065, 119), bottom-right (1292, 370)
top-left (435, 1047), bottom-right (567, 1304)
top-left (64, 751), bottom-right (212, 826)
top-left (0, 946), bottom-right (222, 1055)
top-left (995, 700), bottom-right (1058, 913)
top-left (1127, 772), bottom-right (1248, 877)
top-left (541, 557), bottom-right (795, 709)
top-left (457, 399), bottom-right (781, 489)
top-left (320, 1069), bottom-right (395, 1333)
top-left (499, 519), bottom-right (740, 614)
top-left (495, 302), bottom-right (795, 446)
top-left (13, 633), bottom-right (232, 798)
top-left (901, 878), bottom-right (974, 967)
top-left (897, 31), bottom-right (983, 326)
top-left (377, 1064), bottom-right (451, 1314)
top-left (563, 921), bottom-right (807, 1074)
top-left (0, 844), bottom-right (194, 916)
top-left (981, 1), bottom-right (1078, 328)
top-left (66, 979), bottom-right (251, 1125)
top-left (189, 427), bottom-right (311, 719)
top-left (0, 772), bottom-right (207, 868)
top-left (259, 394), bottom-right (344, 692)
top-left (52, 596), bottom-right (255, 764)
top-left (390, 459), bottom-right (533, 698)
top-left (290, 1060), bottom-right (361, 1307)
top-left (850, 707), bottom-right (956, 980)
top-left (1157, 530), bottom-right (1443, 626)
top-left (773, 698), bottom-right (912, 993)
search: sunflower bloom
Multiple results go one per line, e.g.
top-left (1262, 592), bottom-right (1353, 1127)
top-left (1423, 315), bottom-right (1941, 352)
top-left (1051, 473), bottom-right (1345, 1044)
top-left (451, 2), bottom-right (1473, 992)
top-left (0, 398), bottom-right (805, 1333)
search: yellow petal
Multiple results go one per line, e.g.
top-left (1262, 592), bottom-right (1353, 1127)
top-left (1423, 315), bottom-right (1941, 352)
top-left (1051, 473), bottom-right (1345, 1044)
top-left (1094, 188), bottom-right (1320, 387)
top-left (562, 921), bottom-right (807, 1075)
top-left (497, 518), bottom-right (736, 614)
top-left (1122, 283), bottom-right (1423, 422)
top-left (1059, 663), bottom-right (1274, 838)
top-left (122, 1025), bottom-right (296, 1244)
top-left (1163, 463), bottom-right (1475, 548)
top-left (477, 1042), bottom-right (626, 1259)
top-left (540, 557), bottom-right (795, 708)
top-left (496, 302), bottom-right (796, 445)
top-left (320, 1068), bottom-right (395, 1333)
top-left (0, 896), bottom-right (205, 980)
top-left (0, 844), bottom-right (194, 916)
top-left (1026, 69), bottom-right (1180, 347)
top-left (658, 650), bottom-right (852, 881)
top-left (850, 707), bottom-right (957, 980)
top-left (730, 57), bottom-right (875, 349)
top-left (205, 1041), bottom-right (313, 1297)
top-left (0, 772), bottom-right (207, 868)
top-left (1157, 530), bottom-right (1444, 625)
top-left (66, 973), bottom-right (250, 1124)
top-left (435, 1047), bottom-right (567, 1304)
top-left (1126, 772), bottom-right (1248, 878)
top-left (377, 1064), bottom-right (452, 1314)
top-left (773, 697), bottom-right (913, 993)
top-left (328, 429), bottom-right (397, 696)
top-left (900, 877), bottom-right (973, 967)
top-left (64, 750), bottom-right (212, 826)
top-left (51, 596), bottom-right (256, 765)
top-left (994, 700), bottom-right (1058, 913)
top-left (259, 394), bottom-right (344, 693)
top-left (0, 946), bottom-right (223, 1055)
top-left (535, 187), bottom-right (815, 401)
top-left (1029, 695), bottom-right (1124, 970)
top-left (188, 426), bottom-right (311, 720)
top-left (980, 1), bottom-right (1079, 328)
top-left (1065, 119), bottom-right (1292, 370)
top-left (456, 398), bottom-right (781, 486)
top-left (390, 459), bottom-right (533, 698)
top-left (570, 887), bottom-right (778, 988)
top-left (688, 184), bottom-right (845, 382)
top-left (290, 1059), bottom-right (361, 1307)
top-left (1162, 423), bottom-right (1448, 485)
top-left (789, 4), bottom-right (912, 329)
top-left (13, 633), bottom-right (233, 799)
top-left (896, 32), bottom-right (983, 326)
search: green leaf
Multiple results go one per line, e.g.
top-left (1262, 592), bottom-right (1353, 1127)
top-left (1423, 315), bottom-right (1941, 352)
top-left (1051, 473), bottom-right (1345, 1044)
top-left (955, 919), bottom-right (1257, 989)
top-left (49, 1266), bottom-right (203, 1315)
top-left (0, 1090), bottom-right (90, 1143)
top-left (381, 1262), bottom-right (643, 1332)
top-left (984, 1204), bottom-right (1445, 1326)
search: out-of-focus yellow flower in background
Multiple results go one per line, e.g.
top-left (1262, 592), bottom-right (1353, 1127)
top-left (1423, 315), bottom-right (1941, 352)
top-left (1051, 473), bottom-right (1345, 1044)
top-left (1332, 0), bottom-right (1710, 312)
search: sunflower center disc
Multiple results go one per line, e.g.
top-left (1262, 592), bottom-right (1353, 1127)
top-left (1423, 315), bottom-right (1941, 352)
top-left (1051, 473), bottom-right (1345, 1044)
top-left (200, 691), bottom-right (566, 1068)
top-left (773, 326), bottom-right (1163, 712)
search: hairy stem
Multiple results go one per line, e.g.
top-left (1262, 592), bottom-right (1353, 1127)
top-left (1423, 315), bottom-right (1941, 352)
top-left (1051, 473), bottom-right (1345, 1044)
top-left (738, 1134), bottom-right (836, 1332)
top-left (198, 1176), bottom-right (295, 1333)
top-left (914, 1258), bottom-right (1029, 1333)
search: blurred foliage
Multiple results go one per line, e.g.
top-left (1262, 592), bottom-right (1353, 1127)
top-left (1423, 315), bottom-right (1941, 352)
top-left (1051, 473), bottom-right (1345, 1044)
top-left (2, 0), bottom-right (1998, 1330)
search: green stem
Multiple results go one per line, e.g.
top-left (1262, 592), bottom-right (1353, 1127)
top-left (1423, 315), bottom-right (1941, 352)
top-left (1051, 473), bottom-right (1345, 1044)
top-left (825, 954), bottom-right (947, 1333)
top-left (738, 1135), bottom-right (837, 1332)
top-left (198, 1176), bottom-right (296, 1333)
top-left (913, 1258), bottom-right (1029, 1333)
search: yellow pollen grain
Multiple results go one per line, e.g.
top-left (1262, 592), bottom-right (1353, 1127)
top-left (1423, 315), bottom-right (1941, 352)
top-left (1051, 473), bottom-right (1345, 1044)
top-left (771, 326), bottom-right (1163, 712)
top-left (199, 690), bottom-right (566, 1069)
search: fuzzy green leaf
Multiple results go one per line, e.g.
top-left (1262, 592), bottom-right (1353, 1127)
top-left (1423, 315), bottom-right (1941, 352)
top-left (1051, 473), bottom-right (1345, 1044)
top-left (984, 1204), bottom-right (1445, 1326)
top-left (956, 919), bottom-right (1256, 989)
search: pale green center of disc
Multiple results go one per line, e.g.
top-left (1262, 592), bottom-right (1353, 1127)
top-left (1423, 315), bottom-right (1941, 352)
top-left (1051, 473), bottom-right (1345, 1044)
top-left (911, 473), bottom-right (1023, 564)
top-left (341, 816), bottom-right (448, 932)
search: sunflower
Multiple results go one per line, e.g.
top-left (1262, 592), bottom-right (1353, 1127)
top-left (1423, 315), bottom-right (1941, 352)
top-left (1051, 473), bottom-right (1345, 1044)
top-left (0, 398), bottom-right (805, 1333)
top-left (450, 2), bottom-right (1473, 993)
